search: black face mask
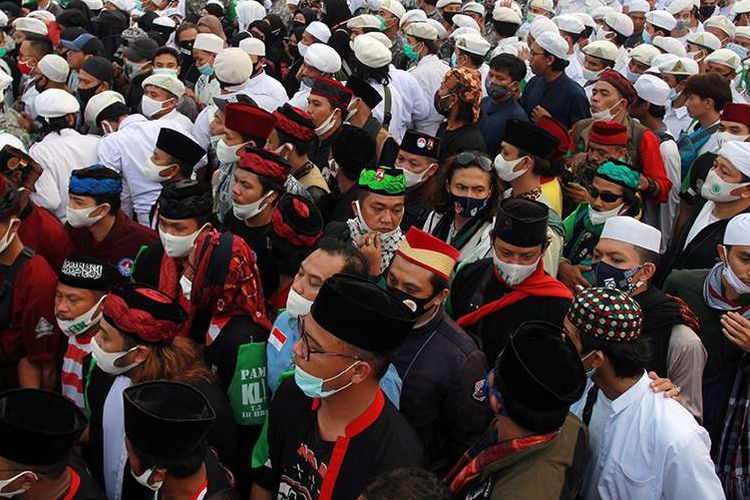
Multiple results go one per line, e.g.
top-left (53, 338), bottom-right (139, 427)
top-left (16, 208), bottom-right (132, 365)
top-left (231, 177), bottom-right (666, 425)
top-left (386, 285), bottom-right (437, 318)
top-left (442, 11), bottom-right (456, 25)
top-left (179, 40), bottom-right (194, 55)
top-left (77, 86), bottom-right (99, 109)
top-left (698, 4), bottom-right (715, 21)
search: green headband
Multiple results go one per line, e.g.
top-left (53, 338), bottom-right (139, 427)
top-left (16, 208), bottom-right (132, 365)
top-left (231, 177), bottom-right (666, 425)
top-left (596, 161), bottom-right (640, 190)
top-left (358, 167), bottom-right (406, 196)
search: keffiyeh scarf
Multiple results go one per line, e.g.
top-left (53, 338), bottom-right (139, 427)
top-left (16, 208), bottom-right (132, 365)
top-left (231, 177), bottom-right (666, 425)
top-left (346, 216), bottom-right (403, 275)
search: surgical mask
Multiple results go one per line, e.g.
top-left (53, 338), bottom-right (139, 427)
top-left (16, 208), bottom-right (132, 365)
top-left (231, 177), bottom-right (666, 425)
top-left (66, 205), bottom-right (107, 228)
top-left (345, 97), bottom-right (361, 122)
top-left (142, 158), bottom-right (176, 183)
top-left (77, 85), bottom-right (98, 108)
top-left (403, 42), bottom-right (419, 62)
top-left (580, 350), bottom-right (597, 378)
top-left (492, 251), bottom-right (538, 286)
top-left (525, 12), bottom-right (537, 23)
top-left (434, 91), bottom-right (453, 116)
top-left (590, 98), bottom-right (623, 121)
top-left (667, 87), bottom-right (678, 101)
top-left (298, 42), bottom-right (310, 57)
top-left (141, 95), bottom-right (170, 118)
top-left (314, 110), bottom-right (338, 136)
top-left (642, 30), bottom-right (652, 44)
top-left (131, 467), bottom-right (163, 492)
top-left (124, 59), bottom-right (147, 78)
top-left (450, 52), bottom-right (458, 68)
top-left (592, 260), bottom-right (642, 293)
top-left (56, 297), bottom-right (105, 337)
top-left (402, 166), bottom-right (431, 187)
top-left (159, 224), bottom-right (207, 258)
top-left (180, 274), bottom-right (192, 300)
top-left (0, 471), bottom-right (36, 498)
top-left (675, 20), bottom-right (689, 31)
top-left (688, 50), bottom-right (704, 62)
top-left (0, 219), bottom-right (16, 255)
top-left (716, 131), bottom-right (750, 148)
top-left (216, 139), bottom-right (246, 164)
top-left (701, 168), bottom-right (750, 202)
top-left (90, 337), bottom-right (142, 375)
top-left (625, 67), bottom-right (640, 83)
top-left (582, 66), bottom-right (603, 82)
top-left (587, 203), bottom-right (623, 225)
top-left (353, 199), bottom-right (402, 238)
top-left (0, 47), bottom-right (8, 58)
top-left (153, 67), bottom-right (179, 77)
top-left (233, 191), bottom-right (274, 220)
top-left (449, 192), bottom-right (489, 218)
top-left (294, 361), bottom-right (360, 398)
top-left (209, 134), bottom-right (222, 149)
top-left (727, 43), bottom-right (749, 60)
top-left (493, 153), bottom-right (528, 182)
top-left (286, 288), bottom-right (313, 318)
top-left (485, 80), bottom-right (511, 100)
top-left (197, 63), bottom-right (214, 76)
top-left (595, 26), bottom-right (612, 42)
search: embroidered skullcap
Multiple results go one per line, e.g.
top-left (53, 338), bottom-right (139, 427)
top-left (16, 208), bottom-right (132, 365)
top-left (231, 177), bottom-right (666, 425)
top-left (567, 287), bottom-right (643, 341)
top-left (271, 194), bottom-right (323, 247)
top-left (358, 166), bottom-right (406, 196)
top-left (59, 254), bottom-right (122, 291)
top-left (396, 227), bottom-right (459, 280)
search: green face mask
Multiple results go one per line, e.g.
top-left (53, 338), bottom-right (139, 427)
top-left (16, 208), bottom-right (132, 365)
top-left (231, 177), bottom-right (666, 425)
top-left (0, 47), bottom-right (8, 59)
top-left (403, 41), bottom-right (419, 62)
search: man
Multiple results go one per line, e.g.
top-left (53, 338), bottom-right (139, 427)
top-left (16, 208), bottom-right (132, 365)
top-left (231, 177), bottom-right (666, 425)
top-left (386, 227), bottom-right (489, 473)
top-left (17, 37), bottom-right (55, 120)
top-left (625, 43), bottom-right (660, 84)
top-left (453, 32), bottom-right (490, 88)
top-left (287, 41), bottom-right (341, 110)
top-left (56, 255), bottom-right (120, 411)
top-left (379, 0), bottom-right (408, 70)
top-left (567, 287), bottom-right (723, 499)
top-left (60, 33), bottom-right (104, 93)
top-left (592, 216), bottom-right (706, 419)
top-left (76, 56), bottom-right (114, 110)
top-left (580, 40), bottom-right (618, 97)
top-left (124, 380), bottom-right (235, 498)
top-left (479, 53), bottom-right (528, 158)
top-left (521, 31), bottom-right (590, 129)
top-left (396, 130), bottom-right (439, 231)
top-left (404, 22), bottom-right (448, 136)
top-left (139, 73), bottom-right (192, 129)
top-left (344, 77), bottom-right (393, 163)
top-left (232, 43), bottom-right (288, 112)
top-left (0, 388), bottom-right (103, 498)
top-left (327, 125), bottom-right (376, 223)
top-left (252, 273), bottom-right (425, 499)
top-left (22, 53), bottom-right (69, 121)
top-left (307, 77), bottom-right (352, 172)
top-left (142, 127), bottom-right (205, 187)
top-left (122, 36), bottom-right (159, 113)
top-left (435, 67), bottom-right (486, 162)
top-left (29, 88), bottom-right (99, 220)
top-left (66, 166), bottom-right (157, 277)
top-left (703, 48), bottom-right (745, 104)
top-left (449, 197), bottom-right (573, 364)
top-left (447, 321), bottom-right (588, 499)
top-left (625, 0), bottom-right (648, 47)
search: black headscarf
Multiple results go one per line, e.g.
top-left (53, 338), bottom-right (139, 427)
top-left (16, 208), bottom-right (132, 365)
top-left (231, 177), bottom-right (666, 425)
top-left (321, 0), bottom-right (351, 28)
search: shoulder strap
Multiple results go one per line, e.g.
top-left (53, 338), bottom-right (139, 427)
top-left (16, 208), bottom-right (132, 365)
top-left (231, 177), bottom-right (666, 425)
top-left (7, 247), bottom-right (34, 283)
top-left (383, 84), bottom-right (392, 129)
top-left (582, 384), bottom-right (599, 426)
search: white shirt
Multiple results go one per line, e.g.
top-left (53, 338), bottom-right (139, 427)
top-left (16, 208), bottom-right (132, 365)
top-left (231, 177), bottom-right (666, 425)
top-left (643, 138), bottom-right (681, 252)
top-left (386, 65), bottom-right (432, 142)
top-left (289, 85), bottom-right (311, 110)
top-left (566, 53), bottom-right (585, 87)
top-left (242, 70), bottom-right (289, 112)
top-left (370, 79), bottom-right (409, 143)
top-left (664, 103), bottom-right (691, 140)
top-left (30, 128), bottom-right (100, 220)
top-left (571, 372), bottom-right (723, 500)
top-left (684, 200), bottom-right (719, 249)
top-left (409, 54), bottom-right (449, 136)
top-left (195, 74), bottom-right (221, 107)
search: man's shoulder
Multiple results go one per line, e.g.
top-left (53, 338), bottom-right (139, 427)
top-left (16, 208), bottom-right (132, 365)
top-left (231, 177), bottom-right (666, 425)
top-left (662, 268), bottom-right (710, 296)
top-left (432, 316), bottom-right (482, 357)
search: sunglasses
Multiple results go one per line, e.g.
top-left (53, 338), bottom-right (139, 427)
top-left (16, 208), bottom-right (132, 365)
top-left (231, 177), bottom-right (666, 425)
top-left (588, 186), bottom-right (623, 203)
top-left (455, 151), bottom-right (492, 172)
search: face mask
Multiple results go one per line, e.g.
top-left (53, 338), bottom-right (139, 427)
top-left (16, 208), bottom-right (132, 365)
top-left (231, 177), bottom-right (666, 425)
top-left (625, 67), bottom-right (640, 83)
top-left (675, 20), bottom-right (689, 31)
top-left (582, 66), bottom-right (603, 82)
top-left (124, 59), bottom-right (147, 78)
top-left (100, 121), bottom-right (115, 136)
top-left (56, 297), bottom-right (105, 337)
top-left (180, 274), bottom-right (192, 300)
top-left (77, 85), bottom-right (98, 109)
top-left (153, 68), bottom-right (179, 77)
top-left (701, 168), bottom-right (750, 202)
top-left (0, 471), bottom-right (36, 498)
top-left (403, 41), bottom-right (419, 62)
top-left (209, 134), bottom-right (222, 149)
top-left (434, 91), bottom-right (454, 116)
top-left (286, 288), bottom-right (313, 318)
top-left (450, 52), bottom-right (458, 68)
top-left (298, 42), bottom-right (310, 57)
top-left (449, 192), bottom-right (489, 218)
top-left (141, 95), bottom-right (172, 118)
top-left (727, 43), bottom-right (749, 60)
top-left (16, 59), bottom-right (33, 75)
top-left (588, 203), bottom-right (623, 225)
top-left (595, 26), bottom-right (612, 42)
top-left (525, 12), bottom-right (537, 23)
top-left (131, 467), bottom-right (163, 492)
top-left (698, 4), bottom-right (715, 20)
top-left (688, 50), bottom-right (705, 62)
top-left (159, 224), bottom-right (207, 258)
top-left (485, 80), bottom-right (511, 100)
top-left (0, 47), bottom-right (8, 58)
top-left (301, 75), bottom-right (316, 88)
top-left (294, 361), bottom-right (360, 398)
top-left (443, 11), bottom-right (456, 24)
top-left (402, 166), bottom-right (432, 187)
top-left (142, 158), bottom-right (176, 183)
top-left (592, 260), bottom-right (642, 293)
top-left (721, 246), bottom-right (750, 294)
top-left (387, 285), bottom-right (436, 317)
top-left (590, 98), bottom-right (623, 121)
top-left (216, 139), bottom-right (246, 164)
top-left (0, 218), bottom-right (16, 255)
top-left (234, 191), bottom-right (274, 221)
top-left (667, 87), bottom-right (678, 102)
top-left (91, 337), bottom-right (142, 375)
top-left (179, 40), bottom-right (194, 54)
top-left (492, 251), bottom-right (539, 286)
top-left (66, 205), bottom-right (107, 228)
top-left (717, 131), bottom-right (750, 148)
top-left (642, 30), bottom-right (652, 43)
top-left (345, 97), bottom-right (360, 122)
top-left (197, 63), bottom-right (214, 76)
top-left (580, 350), bottom-right (597, 378)
top-left (493, 153), bottom-right (528, 182)
top-left (314, 110), bottom-right (338, 136)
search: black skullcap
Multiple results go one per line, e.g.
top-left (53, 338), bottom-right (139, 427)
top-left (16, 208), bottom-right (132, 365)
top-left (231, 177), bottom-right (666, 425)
top-left (124, 381), bottom-right (215, 459)
top-left (136, 11), bottom-right (158, 31)
top-left (158, 180), bottom-right (213, 220)
top-left (502, 119), bottom-right (560, 160)
top-left (0, 388), bottom-right (87, 466)
top-left (0, 1), bottom-right (20, 19)
top-left (345, 75), bottom-right (382, 110)
top-left (331, 124), bottom-right (375, 180)
top-left (271, 194), bottom-right (323, 247)
top-left (212, 93), bottom-right (257, 113)
top-left (493, 197), bottom-right (548, 248)
top-left (59, 255), bottom-right (122, 292)
top-left (311, 273), bottom-right (416, 352)
top-left (123, 36), bottom-right (159, 61)
top-left (156, 128), bottom-right (206, 169)
top-left (81, 56), bottom-right (114, 82)
top-left (399, 130), bottom-right (440, 159)
top-left (59, 26), bottom-right (86, 42)
top-left (204, 2), bottom-right (224, 17)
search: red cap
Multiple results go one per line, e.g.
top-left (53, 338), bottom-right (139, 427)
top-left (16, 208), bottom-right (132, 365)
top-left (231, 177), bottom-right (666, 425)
top-left (721, 103), bottom-right (750, 126)
top-left (237, 147), bottom-right (291, 184)
top-left (598, 69), bottom-right (637, 105)
top-left (589, 120), bottom-right (628, 147)
top-left (310, 77), bottom-right (353, 110)
top-left (224, 103), bottom-right (277, 140)
top-left (535, 116), bottom-right (570, 162)
top-left (272, 104), bottom-right (317, 142)
top-left (396, 227), bottom-right (460, 280)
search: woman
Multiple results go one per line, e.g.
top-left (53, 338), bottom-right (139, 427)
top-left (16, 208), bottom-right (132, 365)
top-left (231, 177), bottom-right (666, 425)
top-left (423, 151), bottom-right (500, 261)
top-left (558, 160), bottom-right (642, 289)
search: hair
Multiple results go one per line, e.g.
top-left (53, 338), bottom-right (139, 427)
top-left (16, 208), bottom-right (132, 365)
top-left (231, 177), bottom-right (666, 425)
top-left (606, 26), bottom-right (627, 46)
top-left (256, 173), bottom-right (286, 195)
top-left (646, 101), bottom-right (666, 119)
top-left (492, 20), bottom-right (520, 38)
top-left (430, 154), bottom-right (500, 222)
top-left (544, 50), bottom-right (569, 72)
top-left (516, 145), bottom-right (551, 177)
top-left (361, 468), bottom-right (451, 500)
top-left (24, 37), bottom-right (53, 58)
top-left (56, 8), bottom-right (91, 30)
top-left (489, 53), bottom-right (527, 82)
top-left (581, 26), bottom-right (594, 39)
top-left (347, 342), bottom-right (391, 379)
top-left (428, 273), bottom-right (449, 296)
top-left (176, 22), bottom-right (197, 42)
top-left (635, 246), bottom-right (659, 266)
top-left (269, 234), bottom-right (315, 278)
top-left (39, 115), bottom-right (75, 136)
top-left (96, 102), bottom-right (129, 127)
top-left (652, 26), bottom-right (670, 37)
top-left (683, 72), bottom-right (732, 111)
top-left (132, 442), bottom-right (207, 478)
top-left (459, 49), bottom-right (485, 68)
top-left (580, 334), bottom-right (651, 378)
top-left (316, 236), bottom-right (368, 276)
top-left (276, 128), bottom-right (318, 157)
top-left (124, 336), bottom-right (216, 385)
top-left (563, 31), bottom-right (582, 44)
top-left (423, 38), bottom-right (439, 54)
top-left (153, 46), bottom-right (180, 64)
top-left (350, 59), bottom-right (391, 85)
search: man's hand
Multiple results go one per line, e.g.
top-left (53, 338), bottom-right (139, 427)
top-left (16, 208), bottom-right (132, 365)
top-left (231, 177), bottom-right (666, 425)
top-left (722, 311), bottom-right (750, 352)
top-left (531, 105), bottom-right (551, 123)
top-left (357, 232), bottom-right (382, 276)
top-left (564, 182), bottom-right (591, 204)
top-left (648, 371), bottom-right (681, 399)
top-left (557, 261), bottom-right (591, 289)
top-left (638, 174), bottom-right (649, 191)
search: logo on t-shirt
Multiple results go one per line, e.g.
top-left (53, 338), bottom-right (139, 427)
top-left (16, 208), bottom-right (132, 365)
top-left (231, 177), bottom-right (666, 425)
top-left (35, 317), bottom-right (55, 338)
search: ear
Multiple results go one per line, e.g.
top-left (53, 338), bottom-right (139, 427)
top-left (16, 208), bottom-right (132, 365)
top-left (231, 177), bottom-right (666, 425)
top-left (18, 472), bottom-right (39, 491)
top-left (424, 163), bottom-right (438, 179)
top-left (351, 360), bottom-right (373, 384)
top-left (130, 345), bottom-right (151, 364)
top-left (163, 164), bottom-right (180, 179)
top-left (638, 261), bottom-right (657, 282)
top-left (66, 113), bottom-right (76, 127)
top-left (91, 203), bottom-right (111, 218)
top-left (718, 243), bottom-right (728, 263)
top-left (591, 350), bottom-right (606, 370)
top-left (488, 390), bottom-right (504, 414)
top-left (435, 287), bottom-right (450, 304)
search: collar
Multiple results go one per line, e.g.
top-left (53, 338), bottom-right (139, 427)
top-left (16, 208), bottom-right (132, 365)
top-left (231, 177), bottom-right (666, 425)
top-left (293, 161), bottom-right (316, 180)
top-left (417, 54), bottom-right (439, 67)
top-left (607, 371), bottom-right (650, 414)
top-left (311, 388), bottom-right (385, 438)
top-left (120, 114), bottom-right (148, 129)
top-left (43, 128), bottom-right (80, 140)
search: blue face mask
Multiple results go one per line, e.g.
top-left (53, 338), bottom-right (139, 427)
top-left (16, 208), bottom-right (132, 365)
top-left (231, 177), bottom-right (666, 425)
top-left (675, 20), bottom-right (689, 31)
top-left (403, 41), bottom-right (419, 62)
top-left (197, 63), bottom-right (214, 76)
top-left (667, 87), bottom-right (678, 101)
top-left (485, 79), bottom-right (511, 100)
top-left (450, 52), bottom-right (458, 68)
top-left (727, 42), bottom-right (749, 60)
top-left (294, 361), bottom-right (360, 398)
top-left (592, 260), bottom-right (642, 293)
top-left (625, 68), bottom-right (640, 83)
top-left (301, 76), bottom-right (316, 88)
top-left (642, 30), bottom-right (652, 44)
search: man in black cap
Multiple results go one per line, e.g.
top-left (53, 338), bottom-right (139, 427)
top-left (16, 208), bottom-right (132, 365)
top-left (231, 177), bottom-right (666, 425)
top-left (446, 321), bottom-right (588, 499)
top-left (121, 36), bottom-right (159, 113)
top-left (396, 130), bottom-right (440, 231)
top-left (77, 56), bottom-right (114, 110)
top-left (0, 388), bottom-right (103, 499)
top-left (251, 273), bottom-right (425, 500)
top-left (326, 125), bottom-right (376, 223)
top-left (60, 33), bottom-right (104, 93)
top-left (345, 76), bottom-right (398, 165)
top-left (124, 381), bottom-right (235, 499)
top-left (143, 127), bottom-right (205, 189)
top-left (449, 197), bottom-right (573, 363)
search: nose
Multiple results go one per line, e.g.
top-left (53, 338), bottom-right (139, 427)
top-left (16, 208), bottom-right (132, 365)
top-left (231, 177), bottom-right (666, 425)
top-left (292, 338), bottom-right (305, 361)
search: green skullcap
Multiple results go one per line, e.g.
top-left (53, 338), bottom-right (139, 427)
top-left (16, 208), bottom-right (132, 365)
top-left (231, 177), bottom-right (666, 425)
top-left (358, 166), bottom-right (406, 196)
top-left (595, 161), bottom-right (640, 190)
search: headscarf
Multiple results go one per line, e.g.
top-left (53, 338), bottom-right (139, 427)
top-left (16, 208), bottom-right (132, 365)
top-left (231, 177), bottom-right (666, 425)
top-left (322, 0), bottom-right (351, 28)
top-left (237, 1), bottom-right (266, 31)
top-left (444, 67), bottom-right (482, 123)
top-left (197, 14), bottom-right (226, 41)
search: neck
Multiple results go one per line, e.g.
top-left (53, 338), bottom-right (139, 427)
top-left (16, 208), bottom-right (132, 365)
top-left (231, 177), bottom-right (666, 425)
top-left (0, 236), bottom-right (22, 266)
top-left (338, 175), bottom-right (357, 194)
top-left (543, 69), bottom-right (562, 83)
top-left (153, 106), bottom-right (173, 120)
top-left (288, 153), bottom-right (309, 173)
top-left (511, 174), bottom-right (540, 197)
top-left (639, 113), bottom-right (664, 131)
top-left (317, 381), bottom-right (379, 441)
top-left (384, 26), bottom-right (397, 38)
top-left (318, 122), bottom-right (340, 142)
top-left (454, 213), bottom-right (471, 230)
top-left (713, 197), bottom-right (750, 219)
top-left (628, 281), bottom-right (649, 297)
top-left (349, 109), bottom-right (369, 127)
top-left (611, 110), bottom-right (627, 125)
top-left (594, 367), bottom-right (641, 401)
top-left (159, 463), bottom-right (207, 500)
top-left (25, 468), bottom-right (71, 500)
top-left (244, 206), bottom-right (273, 228)
top-left (698, 110), bottom-right (720, 128)
top-left (414, 304), bottom-right (440, 328)
top-left (89, 213), bottom-right (117, 242)
top-left (446, 114), bottom-right (467, 131)
top-left (494, 415), bottom-right (536, 441)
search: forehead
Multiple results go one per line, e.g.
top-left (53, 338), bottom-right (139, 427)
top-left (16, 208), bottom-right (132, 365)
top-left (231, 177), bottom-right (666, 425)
top-left (593, 81), bottom-right (619, 95)
top-left (397, 149), bottom-right (429, 162)
top-left (235, 168), bottom-right (262, 184)
top-left (304, 249), bottom-right (346, 277)
top-left (494, 237), bottom-right (542, 253)
top-left (154, 53), bottom-right (178, 64)
top-left (596, 237), bottom-right (640, 258)
top-left (451, 166), bottom-right (490, 184)
top-left (721, 119), bottom-right (747, 129)
top-left (592, 175), bottom-right (625, 192)
top-left (389, 253), bottom-right (434, 284)
top-left (363, 192), bottom-right (404, 207)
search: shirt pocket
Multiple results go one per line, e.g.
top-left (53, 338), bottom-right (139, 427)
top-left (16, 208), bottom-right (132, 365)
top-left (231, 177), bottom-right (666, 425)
top-left (608, 462), bottom-right (659, 500)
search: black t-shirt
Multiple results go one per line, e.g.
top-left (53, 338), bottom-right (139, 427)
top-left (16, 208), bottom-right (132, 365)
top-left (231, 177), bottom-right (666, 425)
top-left (436, 122), bottom-right (487, 163)
top-left (223, 215), bottom-right (279, 298)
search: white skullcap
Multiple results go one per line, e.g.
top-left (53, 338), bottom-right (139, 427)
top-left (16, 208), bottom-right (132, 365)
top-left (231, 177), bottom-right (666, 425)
top-left (84, 90), bottom-right (125, 127)
top-left (705, 48), bottom-right (743, 73)
top-left (736, 27), bottom-right (750, 41)
top-left (601, 216), bottom-right (662, 253)
top-left (462, 2), bottom-right (485, 17)
top-left (653, 36), bottom-right (688, 57)
top-left (705, 15), bottom-right (735, 38)
top-left (347, 14), bottom-right (384, 30)
top-left (306, 21), bottom-right (331, 43)
top-left (37, 54), bottom-right (69, 83)
top-left (35, 89), bottom-right (79, 119)
top-left (0, 11), bottom-right (7, 28)
top-left (626, 0), bottom-right (649, 13)
top-left (584, 40), bottom-right (619, 62)
top-left (605, 12), bottom-right (634, 37)
top-left (646, 10), bottom-right (676, 31)
top-left (734, 0), bottom-right (750, 14)
top-left (153, 16), bottom-right (176, 29)
top-left (659, 56), bottom-right (699, 75)
top-left (213, 47), bottom-right (252, 85)
top-left (436, 0), bottom-right (461, 8)
top-left (142, 73), bottom-right (185, 98)
top-left (667, 0), bottom-right (693, 15)
top-left (303, 43), bottom-right (341, 73)
top-left (555, 15), bottom-right (585, 35)
top-left (628, 43), bottom-right (661, 66)
top-left (634, 74), bottom-right (670, 105)
top-left (83, 0), bottom-right (104, 9)
top-left (362, 31), bottom-right (393, 48)
top-left (590, 6), bottom-right (615, 20)
top-left (725, 213), bottom-right (750, 246)
top-left (193, 33), bottom-right (224, 53)
top-left (455, 32), bottom-right (490, 56)
top-left (27, 10), bottom-right (54, 23)
top-left (353, 33), bottom-right (392, 67)
top-left (236, 0), bottom-right (265, 30)
top-left (535, 32), bottom-right (569, 59)
top-left (404, 21), bottom-right (438, 41)
top-left (529, 0), bottom-right (554, 12)
top-left (452, 14), bottom-right (480, 31)
top-left (449, 26), bottom-right (480, 40)
top-left (687, 31), bottom-right (722, 52)
top-left (491, 37), bottom-right (526, 58)
top-left (530, 15), bottom-right (559, 40)
top-left (239, 37), bottom-right (266, 57)
top-left (108, 0), bottom-right (135, 12)
top-left (427, 18), bottom-right (448, 39)
top-left (493, 5), bottom-right (521, 23)
top-left (399, 9), bottom-right (427, 29)
top-left (12, 17), bottom-right (48, 36)
top-left (720, 141), bottom-right (750, 178)
top-left (379, 0), bottom-right (405, 18)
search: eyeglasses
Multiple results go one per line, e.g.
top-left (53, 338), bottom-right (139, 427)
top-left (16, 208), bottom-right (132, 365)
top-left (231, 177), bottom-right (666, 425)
top-left (588, 186), bottom-right (624, 203)
top-left (297, 317), bottom-right (363, 362)
top-left (455, 151), bottom-right (493, 171)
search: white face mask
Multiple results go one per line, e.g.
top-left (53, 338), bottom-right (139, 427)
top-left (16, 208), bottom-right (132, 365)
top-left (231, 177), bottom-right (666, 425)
top-left (345, 97), bottom-right (361, 122)
top-left (716, 131), bottom-right (750, 148)
top-left (582, 67), bottom-right (603, 82)
top-left (90, 337), bottom-right (142, 375)
top-left (66, 205), bottom-right (107, 228)
top-left (216, 139), bottom-right (247, 165)
top-left (722, 245), bottom-right (750, 294)
top-left (402, 165), bottom-right (433, 188)
top-left (159, 223), bottom-right (207, 258)
top-left (298, 42), bottom-right (310, 57)
top-left (492, 251), bottom-right (539, 286)
top-left (233, 191), bottom-right (274, 221)
top-left (493, 153), bottom-right (528, 182)
top-left (0, 471), bottom-right (36, 498)
top-left (180, 274), bottom-right (192, 300)
top-left (142, 158), bottom-right (176, 183)
top-left (131, 467), bottom-right (163, 492)
top-left (590, 98), bottom-right (624, 121)
top-left (588, 203), bottom-right (623, 225)
top-left (0, 219), bottom-right (17, 254)
top-left (141, 95), bottom-right (171, 119)
top-left (153, 68), bottom-right (179, 77)
top-left (314, 109), bottom-right (338, 137)
top-left (56, 296), bottom-right (105, 337)
top-left (701, 168), bottom-right (750, 202)
top-left (286, 288), bottom-right (313, 318)
top-left (354, 199), bottom-right (402, 238)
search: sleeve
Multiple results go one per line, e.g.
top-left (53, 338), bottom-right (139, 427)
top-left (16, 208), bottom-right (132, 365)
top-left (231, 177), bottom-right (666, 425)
top-left (17, 260), bottom-right (60, 362)
top-left (566, 88), bottom-right (592, 128)
top-left (28, 148), bottom-right (61, 213)
top-left (662, 429), bottom-right (724, 499)
top-left (407, 76), bottom-right (431, 126)
top-left (638, 131), bottom-right (671, 203)
top-left (666, 324), bottom-right (707, 421)
top-left (96, 135), bottom-right (123, 173)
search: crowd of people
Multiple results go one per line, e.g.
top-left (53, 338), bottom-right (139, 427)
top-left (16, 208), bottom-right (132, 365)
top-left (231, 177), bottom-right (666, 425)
top-left (2, 0), bottom-right (750, 497)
